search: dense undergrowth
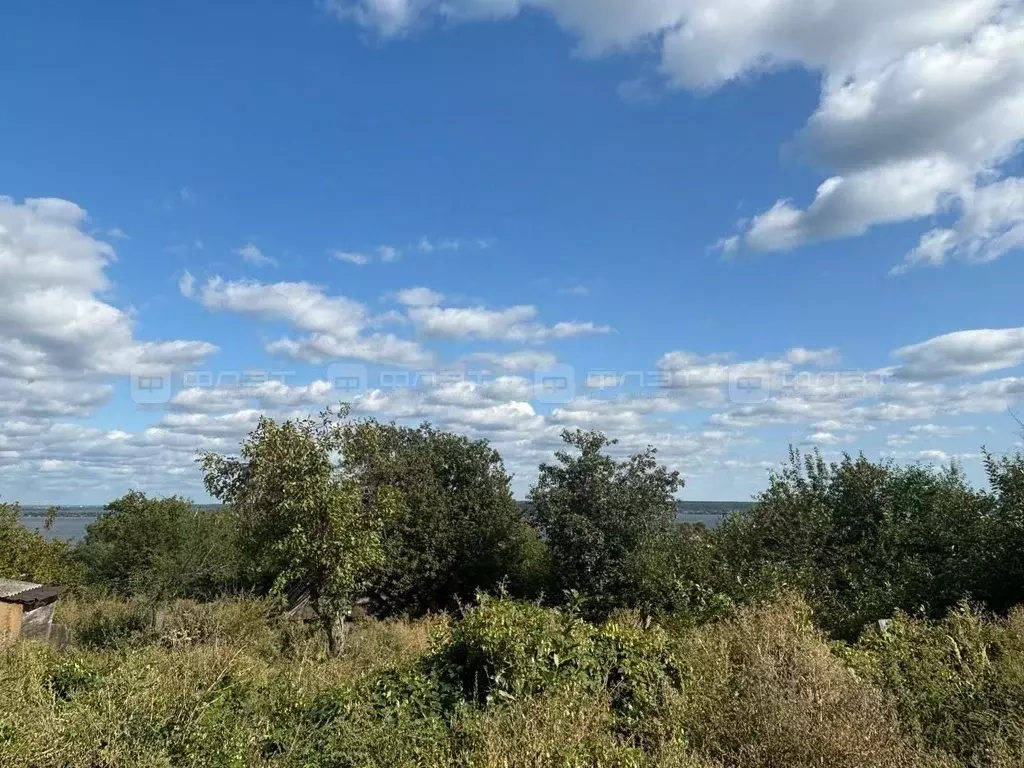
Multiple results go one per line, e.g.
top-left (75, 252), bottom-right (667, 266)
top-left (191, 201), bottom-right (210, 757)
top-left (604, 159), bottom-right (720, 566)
top-left (2, 594), bottom-right (1024, 767)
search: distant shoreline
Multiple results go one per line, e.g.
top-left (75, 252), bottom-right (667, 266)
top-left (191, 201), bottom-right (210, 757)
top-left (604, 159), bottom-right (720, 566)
top-left (19, 500), bottom-right (756, 518)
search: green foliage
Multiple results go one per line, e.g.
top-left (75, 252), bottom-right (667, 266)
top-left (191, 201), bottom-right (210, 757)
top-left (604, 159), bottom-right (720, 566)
top-left (3, 594), bottom-right (976, 768)
top-left (854, 603), bottom-right (1024, 766)
top-left (201, 407), bottom-right (393, 655)
top-left (437, 595), bottom-right (606, 704)
top-left (76, 491), bottom-right (241, 598)
top-left (341, 419), bottom-right (546, 616)
top-left (10, 423), bottom-right (1024, 766)
top-left (60, 595), bottom-right (158, 650)
top-left (621, 521), bottom-right (737, 629)
top-left (0, 501), bottom-right (80, 584)
top-left (715, 448), bottom-right (1002, 638)
top-left (529, 430), bottom-right (683, 618)
top-left (979, 451), bottom-right (1024, 613)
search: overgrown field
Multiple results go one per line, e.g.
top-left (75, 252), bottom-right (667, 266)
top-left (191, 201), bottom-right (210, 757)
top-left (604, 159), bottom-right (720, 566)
top-left (3, 594), bottom-right (1024, 767)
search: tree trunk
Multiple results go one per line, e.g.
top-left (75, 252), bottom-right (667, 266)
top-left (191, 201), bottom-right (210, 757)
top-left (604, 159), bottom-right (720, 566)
top-left (324, 612), bottom-right (348, 657)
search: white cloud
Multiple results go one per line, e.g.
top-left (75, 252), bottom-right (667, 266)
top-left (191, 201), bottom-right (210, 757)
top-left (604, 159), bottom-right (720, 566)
top-left (188, 276), bottom-right (368, 333)
top-left (235, 243), bottom-right (277, 267)
top-left (461, 350), bottom-right (559, 373)
top-left (418, 237), bottom-right (462, 253)
top-left (331, 250), bottom-right (370, 266)
top-left (378, 245), bottom-right (400, 262)
top-left (170, 379), bottom-right (337, 414)
top-left (735, 9), bottom-right (1024, 265)
top-left (803, 431), bottom-right (850, 446)
top-left (266, 332), bottom-right (434, 367)
top-left (898, 177), bottom-right (1024, 271)
top-left (395, 287), bottom-right (446, 307)
top-left (785, 347), bottom-right (840, 367)
top-left (710, 235), bottom-right (740, 256)
top-left (659, 351), bottom-right (793, 391)
top-left (745, 156), bottom-right (970, 251)
top-left (893, 328), bottom-right (1024, 380)
top-left (184, 275), bottom-right (434, 368)
top-left (325, 0), bottom-right (1024, 268)
top-left (179, 271), bottom-right (196, 298)
top-left (407, 302), bottom-right (611, 342)
top-left (0, 196), bottom-right (216, 383)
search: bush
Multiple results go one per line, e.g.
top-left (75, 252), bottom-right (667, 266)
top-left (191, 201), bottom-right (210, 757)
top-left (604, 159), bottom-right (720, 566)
top-left (0, 501), bottom-right (80, 585)
top-left (58, 595), bottom-right (157, 650)
top-left (341, 420), bottom-right (541, 617)
top-left (76, 491), bottom-right (242, 599)
top-left (529, 430), bottom-right (682, 619)
top-left (437, 596), bottom-right (605, 704)
top-left (674, 595), bottom-right (951, 768)
top-left (714, 450), bottom-right (998, 639)
top-left (853, 604), bottom-right (1024, 767)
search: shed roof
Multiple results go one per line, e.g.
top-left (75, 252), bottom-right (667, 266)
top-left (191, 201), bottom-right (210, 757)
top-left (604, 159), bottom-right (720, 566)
top-left (0, 579), bottom-right (41, 598)
top-left (0, 580), bottom-right (63, 610)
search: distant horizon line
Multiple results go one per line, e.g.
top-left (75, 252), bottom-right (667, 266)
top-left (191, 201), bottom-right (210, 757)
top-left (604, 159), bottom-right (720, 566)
top-left (18, 500), bottom-right (756, 514)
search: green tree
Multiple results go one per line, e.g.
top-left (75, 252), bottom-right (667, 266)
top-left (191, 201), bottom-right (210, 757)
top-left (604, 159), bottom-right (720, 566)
top-left (0, 501), bottom-right (79, 584)
top-left (981, 449), bottom-right (1024, 612)
top-left (340, 420), bottom-right (548, 616)
top-left (717, 448), bottom-right (995, 638)
top-left (76, 492), bottom-right (240, 598)
top-left (528, 430), bottom-right (682, 617)
top-left (200, 407), bottom-right (392, 655)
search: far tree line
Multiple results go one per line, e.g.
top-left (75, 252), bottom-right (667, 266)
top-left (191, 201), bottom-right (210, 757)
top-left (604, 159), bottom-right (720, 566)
top-left (3, 405), bottom-right (1023, 652)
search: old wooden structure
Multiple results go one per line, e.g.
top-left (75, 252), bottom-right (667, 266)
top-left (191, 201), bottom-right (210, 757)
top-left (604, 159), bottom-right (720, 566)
top-left (0, 579), bottom-right (65, 646)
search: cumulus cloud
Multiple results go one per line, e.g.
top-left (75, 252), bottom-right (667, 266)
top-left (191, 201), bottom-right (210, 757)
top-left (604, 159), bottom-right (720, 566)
top-left (407, 301), bottom-right (611, 343)
top-left (395, 287), bottom-right (446, 307)
top-left (461, 350), bottom-right (559, 373)
top-left (785, 347), bottom-right (841, 367)
top-left (183, 275), bottom-right (434, 368)
top-left (898, 177), bottom-right (1024, 271)
top-left (188, 276), bottom-right (368, 333)
top-left (745, 157), bottom-right (970, 251)
top-left (802, 431), bottom-right (852, 446)
top-left (732, 8), bottom-right (1024, 266)
top-left (893, 327), bottom-right (1024, 380)
top-left (0, 196), bottom-right (216, 386)
top-left (325, 0), bottom-right (1024, 269)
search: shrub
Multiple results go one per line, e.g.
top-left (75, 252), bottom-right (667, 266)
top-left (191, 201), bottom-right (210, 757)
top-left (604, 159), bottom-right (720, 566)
top-left (529, 430), bottom-right (682, 619)
top-left (436, 596), bottom-right (604, 704)
top-left (674, 595), bottom-right (950, 768)
top-left (0, 501), bottom-right (80, 585)
top-left (854, 603), bottom-right (1024, 767)
top-left (341, 420), bottom-right (540, 617)
top-left (714, 450), bottom-right (997, 639)
top-left (58, 594), bottom-right (157, 650)
top-left (451, 684), bottom-right (677, 768)
top-left (76, 491), bottom-right (242, 599)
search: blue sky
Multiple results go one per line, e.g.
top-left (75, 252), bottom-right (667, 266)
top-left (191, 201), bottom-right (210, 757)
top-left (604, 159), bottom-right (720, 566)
top-left (2, 0), bottom-right (1023, 504)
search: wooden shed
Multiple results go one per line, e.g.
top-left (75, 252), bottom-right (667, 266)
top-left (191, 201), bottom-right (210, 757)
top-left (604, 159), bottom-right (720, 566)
top-left (0, 579), bottom-right (65, 646)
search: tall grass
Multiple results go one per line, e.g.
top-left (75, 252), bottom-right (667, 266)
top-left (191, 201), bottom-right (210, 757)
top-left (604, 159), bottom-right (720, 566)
top-left (2, 594), bottom-right (1022, 767)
